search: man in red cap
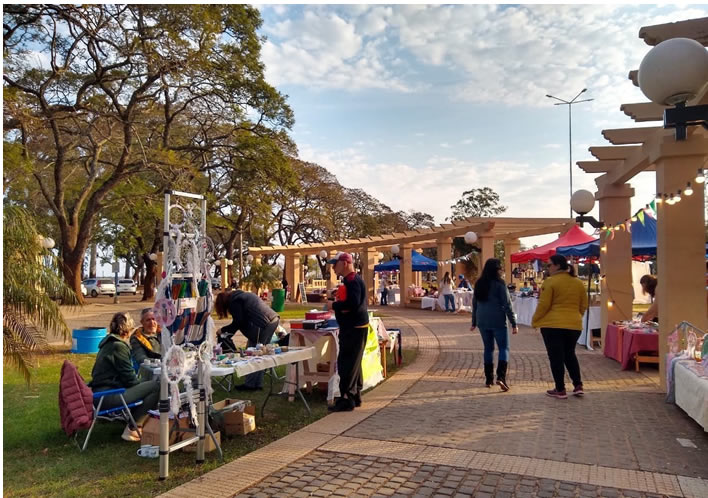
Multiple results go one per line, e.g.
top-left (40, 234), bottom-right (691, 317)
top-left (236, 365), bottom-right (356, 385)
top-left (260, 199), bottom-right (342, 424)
top-left (328, 252), bottom-right (369, 412)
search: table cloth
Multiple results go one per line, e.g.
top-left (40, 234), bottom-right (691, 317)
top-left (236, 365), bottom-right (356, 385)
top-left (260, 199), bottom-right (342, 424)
top-left (674, 360), bottom-right (708, 432)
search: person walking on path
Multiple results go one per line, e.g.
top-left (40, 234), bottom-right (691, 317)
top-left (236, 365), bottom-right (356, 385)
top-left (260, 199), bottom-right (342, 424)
top-left (328, 252), bottom-right (369, 412)
top-left (532, 254), bottom-right (588, 399)
top-left (441, 272), bottom-right (455, 312)
top-left (470, 258), bottom-right (518, 391)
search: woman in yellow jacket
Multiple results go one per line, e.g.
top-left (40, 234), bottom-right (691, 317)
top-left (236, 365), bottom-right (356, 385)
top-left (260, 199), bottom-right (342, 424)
top-left (532, 254), bottom-right (588, 399)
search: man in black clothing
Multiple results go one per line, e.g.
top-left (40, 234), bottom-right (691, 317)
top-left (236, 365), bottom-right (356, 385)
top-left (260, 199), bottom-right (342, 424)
top-left (328, 252), bottom-right (369, 412)
top-left (214, 289), bottom-right (280, 390)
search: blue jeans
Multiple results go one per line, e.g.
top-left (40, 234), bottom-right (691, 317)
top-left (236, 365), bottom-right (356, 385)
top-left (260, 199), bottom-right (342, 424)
top-left (479, 327), bottom-right (509, 364)
top-left (443, 294), bottom-right (455, 312)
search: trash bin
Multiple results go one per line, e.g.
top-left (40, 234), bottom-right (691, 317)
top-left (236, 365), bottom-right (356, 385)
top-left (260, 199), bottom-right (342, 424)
top-left (71, 327), bottom-right (107, 354)
top-left (271, 288), bottom-right (286, 312)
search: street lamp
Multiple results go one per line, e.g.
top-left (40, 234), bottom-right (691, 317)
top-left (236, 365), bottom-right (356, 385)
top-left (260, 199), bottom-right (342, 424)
top-left (546, 88), bottom-right (594, 217)
top-left (637, 37), bottom-right (708, 140)
top-left (571, 189), bottom-right (604, 229)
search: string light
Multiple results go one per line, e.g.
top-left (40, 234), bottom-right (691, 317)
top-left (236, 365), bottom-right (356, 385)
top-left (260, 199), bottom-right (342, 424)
top-left (607, 300), bottom-right (614, 308)
top-left (655, 193), bottom-right (663, 204)
top-left (675, 190), bottom-right (682, 202)
top-left (684, 182), bottom-right (693, 196)
top-left (696, 168), bottom-right (705, 184)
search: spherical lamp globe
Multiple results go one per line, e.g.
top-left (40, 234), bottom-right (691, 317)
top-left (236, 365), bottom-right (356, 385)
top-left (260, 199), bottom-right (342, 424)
top-left (638, 38), bottom-right (708, 106)
top-left (571, 190), bottom-right (596, 215)
top-left (391, 244), bottom-right (400, 255)
top-left (464, 231), bottom-right (477, 244)
top-left (319, 250), bottom-right (328, 259)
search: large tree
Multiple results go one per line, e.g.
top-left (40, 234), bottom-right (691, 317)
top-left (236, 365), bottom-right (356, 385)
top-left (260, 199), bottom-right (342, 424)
top-left (3, 4), bottom-right (293, 299)
top-left (448, 187), bottom-right (507, 220)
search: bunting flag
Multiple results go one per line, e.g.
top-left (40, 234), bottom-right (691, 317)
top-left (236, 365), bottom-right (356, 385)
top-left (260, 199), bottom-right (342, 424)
top-left (649, 200), bottom-right (656, 212)
top-left (637, 210), bottom-right (645, 226)
top-left (626, 221), bottom-right (632, 233)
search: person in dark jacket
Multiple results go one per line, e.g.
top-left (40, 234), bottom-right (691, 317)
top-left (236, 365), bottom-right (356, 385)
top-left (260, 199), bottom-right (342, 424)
top-left (89, 312), bottom-right (159, 441)
top-left (130, 308), bottom-right (161, 366)
top-left (214, 289), bottom-right (280, 390)
top-left (328, 252), bottom-right (369, 412)
top-left (471, 258), bottom-right (518, 391)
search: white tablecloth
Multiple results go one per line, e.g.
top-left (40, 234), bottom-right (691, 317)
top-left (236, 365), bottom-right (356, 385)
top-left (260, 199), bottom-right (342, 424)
top-left (674, 361), bottom-right (708, 432)
top-left (420, 291), bottom-right (474, 312)
top-left (512, 296), bottom-right (538, 326)
top-left (578, 306), bottom-right (601, 349)
top-left (421, 297), bottom-right (437, 310)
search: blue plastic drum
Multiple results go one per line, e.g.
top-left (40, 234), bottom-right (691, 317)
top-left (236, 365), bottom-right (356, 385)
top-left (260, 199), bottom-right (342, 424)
top-left (71, 327), bottom-right (107, 354)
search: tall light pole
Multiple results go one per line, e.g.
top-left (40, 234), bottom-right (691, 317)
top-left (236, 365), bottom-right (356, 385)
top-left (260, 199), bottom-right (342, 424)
top-left (546, 88), bottom-right (593, 217)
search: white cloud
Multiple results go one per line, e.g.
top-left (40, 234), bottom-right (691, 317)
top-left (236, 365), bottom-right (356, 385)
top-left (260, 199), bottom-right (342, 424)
top-left (543, 144), bottom-right (562, 149)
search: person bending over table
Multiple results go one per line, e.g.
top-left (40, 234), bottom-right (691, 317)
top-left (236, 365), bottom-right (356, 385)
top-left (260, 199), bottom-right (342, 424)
top-left (214, 287), bottom-right (280, 391)
top-left (130, 308), bottom-right (162, 367)
top-left (328, 252), bottom-right (369, 412)
top-left (639, 274), bottom-right (658, 323)
top-left (89, 312), bottom-right (159, 442)
top-left (532, 255), bottom-right (588, 400)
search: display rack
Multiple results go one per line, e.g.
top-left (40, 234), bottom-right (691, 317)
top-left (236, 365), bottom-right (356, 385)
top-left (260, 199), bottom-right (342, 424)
top-left (157, 190), bottom-right (221, 480)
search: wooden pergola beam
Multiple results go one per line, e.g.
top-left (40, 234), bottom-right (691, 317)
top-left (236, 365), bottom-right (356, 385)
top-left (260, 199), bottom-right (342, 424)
top-left (589, 145), bottom-right (642, 160)
top-left (498, 222), bottom-right (576, 240)
top-left (601, 127), bottom-right (663, 145)
top-left (620, 102), bottom-right (666, 122)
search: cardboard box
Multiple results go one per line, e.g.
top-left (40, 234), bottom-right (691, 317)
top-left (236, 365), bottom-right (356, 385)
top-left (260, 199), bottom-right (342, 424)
top-left (140, 415), bottom-right (191, 447)
top-left (305, 311), bottom-right (331, 321)
top-left (182, 431), bottom-right (221, 453)
top-left (212, 398), bottom-right (256, 436)
top-left (289, 320), bottom-right (304, 329)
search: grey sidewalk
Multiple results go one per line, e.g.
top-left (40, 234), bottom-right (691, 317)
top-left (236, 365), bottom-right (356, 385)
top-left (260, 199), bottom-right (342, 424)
top-left (161, 306), bottom-right (707, 498)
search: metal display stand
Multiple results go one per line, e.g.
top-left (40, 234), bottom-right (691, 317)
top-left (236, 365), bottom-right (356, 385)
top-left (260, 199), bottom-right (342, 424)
top-left (158, 190), bottom-right (221, 480)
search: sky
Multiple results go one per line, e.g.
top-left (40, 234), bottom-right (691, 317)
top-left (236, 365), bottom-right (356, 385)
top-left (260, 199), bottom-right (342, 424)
top-left (253, 2), bottom-right (708, 247)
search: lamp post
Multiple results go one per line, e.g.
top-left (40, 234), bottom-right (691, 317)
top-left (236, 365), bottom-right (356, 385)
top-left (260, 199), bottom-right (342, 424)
top-left (546, 89), bottom-right (594, 217)
top-left (570, 189), bottom-right (604, 229)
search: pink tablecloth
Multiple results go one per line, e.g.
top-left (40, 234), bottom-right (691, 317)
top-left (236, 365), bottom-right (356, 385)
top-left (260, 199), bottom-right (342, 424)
top-left (604, 324), bottom-right (624, 362)
top-left (621, 329), bottom-right (659, 370)
top-left (604, 324), bottom-right (659, 370)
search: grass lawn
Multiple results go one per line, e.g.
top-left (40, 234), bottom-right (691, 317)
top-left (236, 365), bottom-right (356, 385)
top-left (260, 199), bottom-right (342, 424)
top-left (3, 340), bottom-right (416, 497)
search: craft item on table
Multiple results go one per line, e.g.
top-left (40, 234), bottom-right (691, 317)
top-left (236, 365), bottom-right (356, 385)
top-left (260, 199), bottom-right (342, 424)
top-left (163, 345), bottom-right (198, 425)
top-left (154, 298), bottom-right (177, 327)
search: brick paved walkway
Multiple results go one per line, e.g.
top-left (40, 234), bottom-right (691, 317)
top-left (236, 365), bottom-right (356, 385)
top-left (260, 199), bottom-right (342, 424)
top-left (162, 307), bottom-right (708, 498)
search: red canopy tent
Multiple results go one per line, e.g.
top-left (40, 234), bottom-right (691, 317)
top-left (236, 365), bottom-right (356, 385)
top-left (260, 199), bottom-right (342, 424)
top-left (510, 225), bottom-right (596, 263)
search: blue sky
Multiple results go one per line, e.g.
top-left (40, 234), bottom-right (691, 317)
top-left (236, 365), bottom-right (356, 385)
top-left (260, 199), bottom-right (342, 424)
top-left (254, 3), bottom-right (707, 246)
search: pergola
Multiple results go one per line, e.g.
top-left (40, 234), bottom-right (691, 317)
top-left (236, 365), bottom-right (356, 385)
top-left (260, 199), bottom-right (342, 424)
top-left (578, 17), bottom-right (708, 389)
top-left (248, 217), bottom-right (574, 306)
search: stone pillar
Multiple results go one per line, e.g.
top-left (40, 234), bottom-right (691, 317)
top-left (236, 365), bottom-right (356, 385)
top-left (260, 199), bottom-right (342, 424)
top-left (479, 233), bottom-right (495, 268)
top-left (220, 257), bottom-right (228, 290)
top-left (597, 183), bottom-right (634, 347)
top-left (656, 151), bottom-right (708, 390)
top-left (437, 238), bottom-right (452, 288)
top-left (361, 247), bottom-right (377, 305)
top-left (286, 252), bottom-right (301, 302)
top-left (156, 251), bottom-right (164, 286)
top-left (399, 244), bottom-right (413, 306)
top-left (504, 239), bottom-right (520, 284)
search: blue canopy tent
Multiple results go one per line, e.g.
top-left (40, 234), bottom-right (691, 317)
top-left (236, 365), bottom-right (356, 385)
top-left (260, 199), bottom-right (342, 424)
top-left (556, 213), bottom-right (658, 258)
top-left (374, 250), bottom-right (438, 272)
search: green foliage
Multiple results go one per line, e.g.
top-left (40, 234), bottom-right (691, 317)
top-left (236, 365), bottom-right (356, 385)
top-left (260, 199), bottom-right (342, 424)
top-left (448, 187), bottom-right (507, 220)
top-left (242, 263), bottom-right (282, 294)
top-left (3, 206), bottom-right (79, 385)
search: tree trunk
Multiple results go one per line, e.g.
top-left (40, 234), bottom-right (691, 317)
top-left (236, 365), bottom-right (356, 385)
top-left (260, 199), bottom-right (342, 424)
top-left (62, 249), bottom-right (86, 305)
top-left (142, 259), bottom-right (157, 301)
top-left (89, 244), bottom-right (97, 278)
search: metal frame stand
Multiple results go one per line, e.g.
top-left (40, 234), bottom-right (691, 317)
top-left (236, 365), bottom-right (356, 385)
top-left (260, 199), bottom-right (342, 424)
top-left (261, 363), bottom-right (311, 418)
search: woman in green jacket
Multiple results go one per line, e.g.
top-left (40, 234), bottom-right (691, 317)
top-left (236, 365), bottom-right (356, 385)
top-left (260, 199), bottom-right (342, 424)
top-left (89, 312), bottom-right (159, 441)
top-left (532, 254), bottom-right (588, 399)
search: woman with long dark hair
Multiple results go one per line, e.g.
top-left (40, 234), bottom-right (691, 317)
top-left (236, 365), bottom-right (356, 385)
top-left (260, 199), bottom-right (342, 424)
top-left (639, 274), bottom-right (658, 323)
top-left (532, 254), bottom-right (588, 399)
top-left (471, 258), bottom-right (518, 391)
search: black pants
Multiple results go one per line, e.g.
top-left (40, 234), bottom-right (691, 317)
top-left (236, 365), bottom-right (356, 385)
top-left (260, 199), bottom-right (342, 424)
top-left (380, 289), bottom-right (388, 305)
top-left (540, 328), bottom-right (583, 392)
top-left (244, 317), bottom-right (280, 388)
top-left (94, 380), bottom-right (160, 425)
top-left (338, 326), bottom-right (368, 405)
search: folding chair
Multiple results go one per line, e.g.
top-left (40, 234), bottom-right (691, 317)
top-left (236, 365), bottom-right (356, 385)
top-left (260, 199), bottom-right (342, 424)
top-left (75, 388), bottom-right (144, 452)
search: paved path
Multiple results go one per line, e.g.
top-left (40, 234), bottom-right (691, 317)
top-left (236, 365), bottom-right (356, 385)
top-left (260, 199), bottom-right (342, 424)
top-left (161, 307), bottom-right (708, 498)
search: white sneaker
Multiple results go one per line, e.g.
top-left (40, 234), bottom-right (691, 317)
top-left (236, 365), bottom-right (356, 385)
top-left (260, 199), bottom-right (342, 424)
top-left (121, 425), bottom-right (141, 442)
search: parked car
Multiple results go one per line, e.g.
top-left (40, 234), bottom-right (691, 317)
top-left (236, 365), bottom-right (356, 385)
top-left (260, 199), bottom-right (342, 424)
top-left (82, 278), bottom-right (116, 297)
top-left (81, 282), bottom-right (87, 296)
top-left (116, 278), bottom-right (137, 295)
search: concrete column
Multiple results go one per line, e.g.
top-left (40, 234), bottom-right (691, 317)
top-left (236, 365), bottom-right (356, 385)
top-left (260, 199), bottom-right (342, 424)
top-left (479, 234), bottom-right (495, 267)
top-left (437, 238), bottom-right (452, 287)
top-left (372, 251), bottom-right (381, 300)
top-left (286, 252), bottom-right (301, 302)
top-left (361, 247), bottom-right (377, 305)
top-left (656, 152), bottom-right (707, 390)
top-left (399, 244), bottom-right (413, 306)
top-left (156, 251), bottom-right (164, 286)
top-left (504, 239), bottom-right (520, 284)
top-left (597, 183), bottom-right (634, 347)
top-left (220, 257), bottom-right (228, 290)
